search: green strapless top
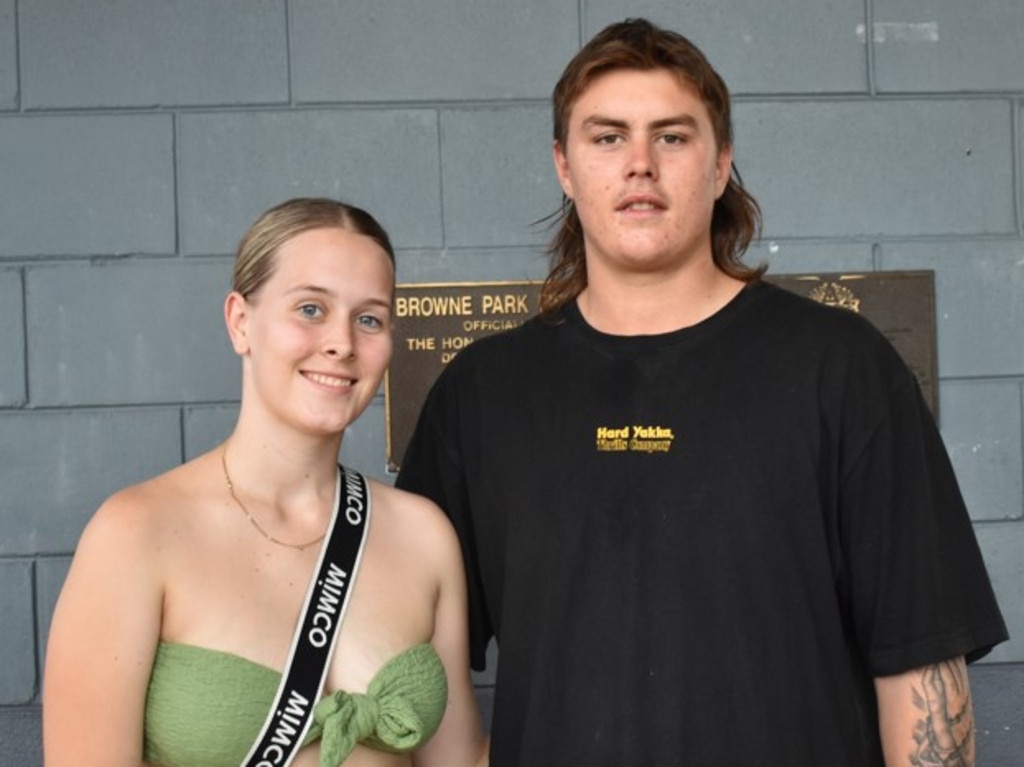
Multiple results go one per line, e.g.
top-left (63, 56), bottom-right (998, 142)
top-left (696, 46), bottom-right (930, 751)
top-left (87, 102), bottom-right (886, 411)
top-left (144, 641), bottom-right (447, 767)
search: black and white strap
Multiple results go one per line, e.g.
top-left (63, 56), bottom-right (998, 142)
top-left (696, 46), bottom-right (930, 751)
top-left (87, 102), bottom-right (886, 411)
top-left (240, 466), bottom-right (371, 767)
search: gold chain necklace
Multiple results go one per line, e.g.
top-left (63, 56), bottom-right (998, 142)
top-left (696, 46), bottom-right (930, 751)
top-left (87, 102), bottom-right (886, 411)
top-left (221, 446), bottom-right (327, 552)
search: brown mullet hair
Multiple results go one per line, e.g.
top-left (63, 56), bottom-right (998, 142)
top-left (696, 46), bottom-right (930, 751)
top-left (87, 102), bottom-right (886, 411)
top-left (541, 18), bottom-right (765, 319)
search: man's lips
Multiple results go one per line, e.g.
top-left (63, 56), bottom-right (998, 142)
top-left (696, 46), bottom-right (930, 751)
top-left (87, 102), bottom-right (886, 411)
top-left (616, 195), bottom-right (666, 212)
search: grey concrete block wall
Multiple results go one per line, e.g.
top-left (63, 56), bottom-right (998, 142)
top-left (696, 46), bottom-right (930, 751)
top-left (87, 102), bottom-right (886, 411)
top-left (736, 100), bottom-right (1016, 238)
top-left (873, 2), bottom-right (1024, 93)
top-left (883, 243), bottom-right (1024, 378)
top-left (290, 0), bottom-right (580, 102)
top-left (0, 408), bottom-right (183, 555)
top-left (0, 114), bottom-right (176, 257)
top-left (178, 109), bottom-right (445, 254)
top-left (975, 521), bottom-right (1024, 666)
top-left (1, 1), bottom-right (1021, 764)
top-left (26, 261), bottom-right (237, 406)
top-left (585, 0), bottom-right (871, 95)
top-left (0, 269), bottom-right (25, 406)
top-left (0, 562), bottom-right (34, 704)
top-left (440, 106), bottom-right (560, 248)
top-left (940, 380), bottom-right (1023, 523)
top-left (19, 0), bottom-right (290, 109)
top-left (0, 0), bottom-right (15, 111)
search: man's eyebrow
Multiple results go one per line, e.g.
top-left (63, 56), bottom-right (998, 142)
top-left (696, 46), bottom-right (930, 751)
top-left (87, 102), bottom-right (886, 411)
top-left (581, 115), bottom-right (629, 131)
top-left (581, 114), bottom-right (701, 131)
top-left (651, 114), bottom-right (700, 131)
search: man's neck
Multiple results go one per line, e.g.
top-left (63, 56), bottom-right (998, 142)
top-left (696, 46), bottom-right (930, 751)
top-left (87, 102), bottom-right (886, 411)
top-left (577, 260), bottom-right (746, 336)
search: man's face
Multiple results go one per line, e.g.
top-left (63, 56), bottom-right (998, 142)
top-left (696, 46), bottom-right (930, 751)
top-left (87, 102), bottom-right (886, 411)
top-left (553, 68), bottom-right (732, 278)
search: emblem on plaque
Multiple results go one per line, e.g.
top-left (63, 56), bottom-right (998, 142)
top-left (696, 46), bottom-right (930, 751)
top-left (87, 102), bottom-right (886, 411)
top-left (808, 282), bottom-right (861, 313)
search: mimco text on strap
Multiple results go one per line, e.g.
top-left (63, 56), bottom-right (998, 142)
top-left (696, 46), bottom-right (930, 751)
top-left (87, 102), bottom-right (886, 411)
top-left (241, 466), bottom-right (372, 767)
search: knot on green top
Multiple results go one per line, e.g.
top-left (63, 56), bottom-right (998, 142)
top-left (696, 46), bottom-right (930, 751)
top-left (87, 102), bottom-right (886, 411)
top-left (303, 643), bottom-right (449, 766)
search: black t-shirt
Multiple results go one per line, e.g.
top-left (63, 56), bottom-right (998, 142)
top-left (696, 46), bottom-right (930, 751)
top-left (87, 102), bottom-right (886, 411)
top-left (398, 281), bottom-right (1007, 767)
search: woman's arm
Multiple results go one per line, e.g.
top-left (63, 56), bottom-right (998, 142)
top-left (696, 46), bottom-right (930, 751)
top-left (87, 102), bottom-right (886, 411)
top-left (875, 656), bottom-right (975, 767)
top-left (410, 499), bottom-right (487, 767)
top-left (43, 490), bottom-right (164, 767)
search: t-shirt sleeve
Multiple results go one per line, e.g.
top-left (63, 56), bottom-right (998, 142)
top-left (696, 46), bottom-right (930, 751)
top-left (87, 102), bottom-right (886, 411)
top-left (396, 371), bottom-right (494, 672)
top-left (837, 361), bottom-right (1008, 677)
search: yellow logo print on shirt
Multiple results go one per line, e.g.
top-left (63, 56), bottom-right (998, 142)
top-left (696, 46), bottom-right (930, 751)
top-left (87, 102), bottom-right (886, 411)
top-left (595, 425), bottom-right (675, 454)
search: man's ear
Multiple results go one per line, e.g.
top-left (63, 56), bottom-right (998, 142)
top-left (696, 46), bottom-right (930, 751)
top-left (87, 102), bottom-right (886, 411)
top-left (553, 139), bottom-right (574, 199)
top-left (224, 291), bottom-right (251, 355)
top-left (714, 143), bottom-right (734, 199)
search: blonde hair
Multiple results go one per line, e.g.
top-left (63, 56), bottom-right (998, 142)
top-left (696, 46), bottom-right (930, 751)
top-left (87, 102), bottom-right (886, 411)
top-left (233, 197), bottom-right (395, 299)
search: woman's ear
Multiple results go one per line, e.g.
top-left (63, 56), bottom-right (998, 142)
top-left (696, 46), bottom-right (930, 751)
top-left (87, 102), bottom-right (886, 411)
top-left (224, 291), bottom-right (251, 355)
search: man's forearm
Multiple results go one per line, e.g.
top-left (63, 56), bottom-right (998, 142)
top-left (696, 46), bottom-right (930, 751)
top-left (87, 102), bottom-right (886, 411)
top-left (875, 656), bottom-right (975, 767)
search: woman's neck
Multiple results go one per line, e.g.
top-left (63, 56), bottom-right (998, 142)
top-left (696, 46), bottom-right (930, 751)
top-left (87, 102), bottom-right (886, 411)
top-left (222, 410), bottom-right (343, 514)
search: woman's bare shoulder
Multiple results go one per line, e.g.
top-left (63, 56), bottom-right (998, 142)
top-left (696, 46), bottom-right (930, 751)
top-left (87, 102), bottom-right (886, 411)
top-left (366, 480), bottom-right (462, 564)
top-left (369, 480), bottom-right (452, 527)
top-left (82, 452), bottom-right (218, 554)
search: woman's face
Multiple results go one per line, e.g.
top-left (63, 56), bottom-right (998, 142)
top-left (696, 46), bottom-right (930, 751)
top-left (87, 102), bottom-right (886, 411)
top-left (227, 226), bottom-right (394, 438)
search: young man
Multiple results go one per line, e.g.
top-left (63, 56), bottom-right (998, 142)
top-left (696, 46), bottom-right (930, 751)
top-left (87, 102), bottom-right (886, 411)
top-left (397, 18), bottom-right (1007, 767)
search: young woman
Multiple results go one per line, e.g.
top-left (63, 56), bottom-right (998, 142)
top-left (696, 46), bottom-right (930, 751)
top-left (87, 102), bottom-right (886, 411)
top-left (44, 198), bottom-right (486, 767)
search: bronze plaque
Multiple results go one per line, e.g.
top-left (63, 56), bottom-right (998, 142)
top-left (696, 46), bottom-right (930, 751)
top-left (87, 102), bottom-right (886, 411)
top-left (385, 281), bottom-right (541, 472)
top-left (767, 271), bottom-right (938, 418)
top-left (386, 271), bottom-right (938, 471)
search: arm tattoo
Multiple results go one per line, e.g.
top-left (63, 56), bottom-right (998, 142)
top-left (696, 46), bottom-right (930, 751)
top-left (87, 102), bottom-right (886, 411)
top-left (909, 658), bottom-right (974, 767)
